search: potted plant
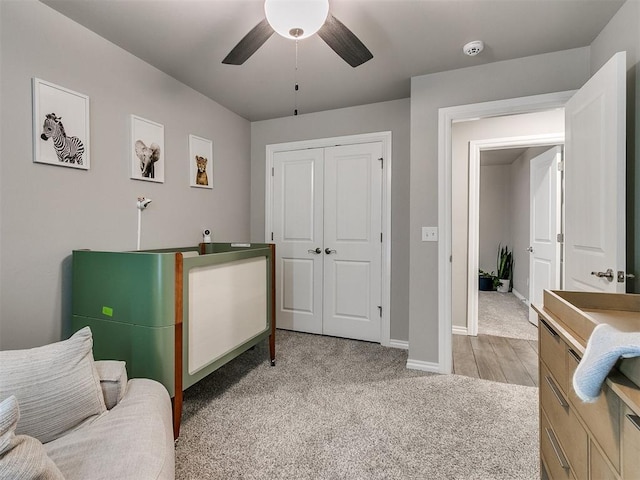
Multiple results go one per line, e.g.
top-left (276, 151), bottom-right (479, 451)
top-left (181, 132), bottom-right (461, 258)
top-left (496, 244), bottom-right (513, 293)
top-left (479, 269), bottom-right (500, 291)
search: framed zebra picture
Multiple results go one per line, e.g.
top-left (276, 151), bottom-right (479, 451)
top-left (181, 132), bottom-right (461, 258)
top-left (130, 115), bottom-right (164, 183)
top-left (189, 134), bottom-right (213, 189)
top-left (32, 78), bottom-right (90, 170)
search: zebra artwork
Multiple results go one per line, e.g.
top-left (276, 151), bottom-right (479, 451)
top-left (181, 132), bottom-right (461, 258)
top-left (40, 113), bottom-right (85, 165)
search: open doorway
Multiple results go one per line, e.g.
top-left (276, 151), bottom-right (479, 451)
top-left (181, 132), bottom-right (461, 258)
top-left (451, 110), bottom-right (565, 341)
top-left (468, 140), bottom-right (564, 341)
top-left (476, 146), bottom-right (542, 341)
top-left (474, 144), bottom-right (562, 341)
top-left (449, 110), bottom-right (565, 387)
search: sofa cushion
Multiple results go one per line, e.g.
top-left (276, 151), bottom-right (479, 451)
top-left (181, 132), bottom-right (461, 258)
top-left (0, 395), bottom-right (65, 480)
top-left (45, 379), bottom-right (175, 480)
top-left (0, 327), bottom-right (106, 443)
top-left (95, 361), bottom-right (128, 410)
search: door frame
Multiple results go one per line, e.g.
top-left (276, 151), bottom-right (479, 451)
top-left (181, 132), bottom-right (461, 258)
top-left (466, 134), bottom-right (564, 337)
top-left (437, 92), bottom-right (574, 374)
top-left (265, 131), bottom-right (392, 346)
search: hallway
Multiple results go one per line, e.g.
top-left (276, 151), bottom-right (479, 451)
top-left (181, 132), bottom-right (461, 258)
top-left (453, 292), bottom-right (539, 387)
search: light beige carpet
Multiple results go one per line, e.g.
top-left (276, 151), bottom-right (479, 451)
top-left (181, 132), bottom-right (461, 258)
top-left (478, 291), bottom-right (538, 341)
top-left (176, 331), bottom-right (539, 479)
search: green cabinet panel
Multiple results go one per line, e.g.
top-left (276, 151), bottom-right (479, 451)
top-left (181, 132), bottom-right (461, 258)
top-left (72, 250), bottom-right (176, 328)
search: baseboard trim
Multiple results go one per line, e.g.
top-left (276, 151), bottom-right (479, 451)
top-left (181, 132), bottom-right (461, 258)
top-left (389, 339), bottom-right (408, 350)
top-left (512, 289), bottom-right (529, 305)
top-left (452, 326), bottom-right (468, 336)
top-left (406, 358), bottom-right (441, 373)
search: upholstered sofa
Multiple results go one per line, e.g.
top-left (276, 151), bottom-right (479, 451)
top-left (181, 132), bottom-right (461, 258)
top-left (0, 327), bottom-right (175, 479)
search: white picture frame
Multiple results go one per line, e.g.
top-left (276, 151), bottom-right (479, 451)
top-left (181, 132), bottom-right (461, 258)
top-left (189, 134), bottom-right (213, 189)
top-left (32, 78), bottom-right (90, 170)
top-left (131, 115), bottom-right (164, 183)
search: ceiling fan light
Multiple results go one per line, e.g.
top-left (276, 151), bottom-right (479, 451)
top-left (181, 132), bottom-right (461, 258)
top-left (264, 0), bottom-right (329, 40)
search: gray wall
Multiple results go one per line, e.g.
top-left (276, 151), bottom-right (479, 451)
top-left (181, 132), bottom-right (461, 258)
top-left (589, 0), bottom-right (640, 293)
top-left (250, 99), bottom-right (410, 342)
top-left (479, 164), bottom-right (511, 274)
top-left (410, 47), bottom-right (591, 363)
top-left (0, 1), bottom-right (252, 349)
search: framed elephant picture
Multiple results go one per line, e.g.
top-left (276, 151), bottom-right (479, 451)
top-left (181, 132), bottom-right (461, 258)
top-left (32, 78), bottom-right (90, 170)
top-left (130, 115), bottom-right (164, 183)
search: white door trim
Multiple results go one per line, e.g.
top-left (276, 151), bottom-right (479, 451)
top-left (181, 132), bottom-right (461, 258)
top-left (265, 131), bottom-right (392, 346)
top-left (438, 91), bottom-right (574, 374)
top-left (467, 134), bottom-right (564, 338)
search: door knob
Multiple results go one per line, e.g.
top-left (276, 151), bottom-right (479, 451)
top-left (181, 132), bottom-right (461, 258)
top-left (325, 248), bottom-right (337, 254)
top-left (591, 268), bottom-right (614, 281)
top-left (526, 246), bottom-right (534, 253)
top-left (308, 248), bottom-right (322, 254)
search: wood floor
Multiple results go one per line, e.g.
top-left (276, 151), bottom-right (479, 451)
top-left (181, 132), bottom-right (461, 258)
top-left (452, 333), bottom-right (539, 387)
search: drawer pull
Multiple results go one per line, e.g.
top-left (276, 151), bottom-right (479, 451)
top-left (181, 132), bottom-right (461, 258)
top-left (567, 349), bottom-right (582, 363)
top-left (541, 319), bottom-right (559, 338)
top-left (627, 414), bottom-right (640, 431)
top-left (545, 427), bottom-right (570, 470)
top-left (545, 375), bottom-right (568, 407)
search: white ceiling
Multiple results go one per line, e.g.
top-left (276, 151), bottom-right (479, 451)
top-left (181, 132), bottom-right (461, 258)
top-left (480, 147), bottom-right (528, 166)
top-left (41, 0), bottom-right (624, 121)
top-left (480, 146), bottom-right (552, 166)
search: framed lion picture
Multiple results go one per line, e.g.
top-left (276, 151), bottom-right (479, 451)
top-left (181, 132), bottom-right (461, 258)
top-left (189, 134), bottom-right (213, 189)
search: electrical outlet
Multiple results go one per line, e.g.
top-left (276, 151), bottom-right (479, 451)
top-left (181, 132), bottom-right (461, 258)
top-left (422, 226), bottom-right (438, 242)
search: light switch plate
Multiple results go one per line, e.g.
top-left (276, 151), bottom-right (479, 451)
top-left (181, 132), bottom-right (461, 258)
top-left (422, 226), bottom-right (438, 242)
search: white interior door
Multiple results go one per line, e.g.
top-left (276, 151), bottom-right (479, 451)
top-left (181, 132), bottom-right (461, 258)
top-left (529, 146), bottom-right (562, 324)
top-left (272, 142), bottom-right (383, 342)
top-left (272, 148), bottom-right (324, 334)
top-left (565, 51), bottom-right (627, 292)
top-left (322, 143), bottom-right (383, 341)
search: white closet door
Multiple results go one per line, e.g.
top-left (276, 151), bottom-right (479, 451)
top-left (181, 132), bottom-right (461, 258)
top-left (272, 148), bottom-right (324, 334)
top-left (322, 143), bottom-right (383, 341)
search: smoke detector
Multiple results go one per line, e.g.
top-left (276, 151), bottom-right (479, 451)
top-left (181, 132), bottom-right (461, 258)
top-left (463, 40), bottom-right (484, 56)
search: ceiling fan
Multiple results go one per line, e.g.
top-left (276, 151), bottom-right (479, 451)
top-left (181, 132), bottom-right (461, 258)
top-left (222, 0), bottom-right (373, 68)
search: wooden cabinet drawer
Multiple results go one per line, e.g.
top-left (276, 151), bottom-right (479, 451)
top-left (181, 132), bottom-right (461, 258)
top-left (540, 318), bottom-right (568, 393)
top-left (540, 363), bottom-right (588, 479)
top-left (590, 439), bottom-right (618, 480)
top-left (567, 349), bottom-right (621, 473)
top-left (622, 406), bottom-right (640, 478)
top-left (541, 410), bottom-right (575, 480)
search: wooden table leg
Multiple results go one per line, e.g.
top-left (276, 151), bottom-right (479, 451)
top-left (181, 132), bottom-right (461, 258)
top-left (173, 254), bottom-right (184, 439)
top-left (269, 244), bottom-right (276, 366)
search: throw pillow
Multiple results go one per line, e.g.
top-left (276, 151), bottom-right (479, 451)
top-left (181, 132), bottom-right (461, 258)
top-left (0, 327), bottom-right (106, 443)
top-left (94, 360), bottom-right (128, 410)
top-left (0, 395), bottom-right (65, 479)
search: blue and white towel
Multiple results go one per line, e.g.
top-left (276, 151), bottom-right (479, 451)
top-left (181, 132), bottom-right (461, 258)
top-left (573, 323), bottom-right (640, 403)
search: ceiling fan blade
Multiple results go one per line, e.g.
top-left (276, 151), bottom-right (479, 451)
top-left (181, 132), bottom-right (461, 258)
top-left (317, 14), bottom-right (373, 68)
top-left (222, 18), bottom-right (274, 65)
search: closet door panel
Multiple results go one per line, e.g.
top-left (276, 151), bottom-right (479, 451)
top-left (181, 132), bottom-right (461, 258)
top-left (273, 149), bottom-right (324, 334)
top-left (322, 142), bottom-right (382, 341)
